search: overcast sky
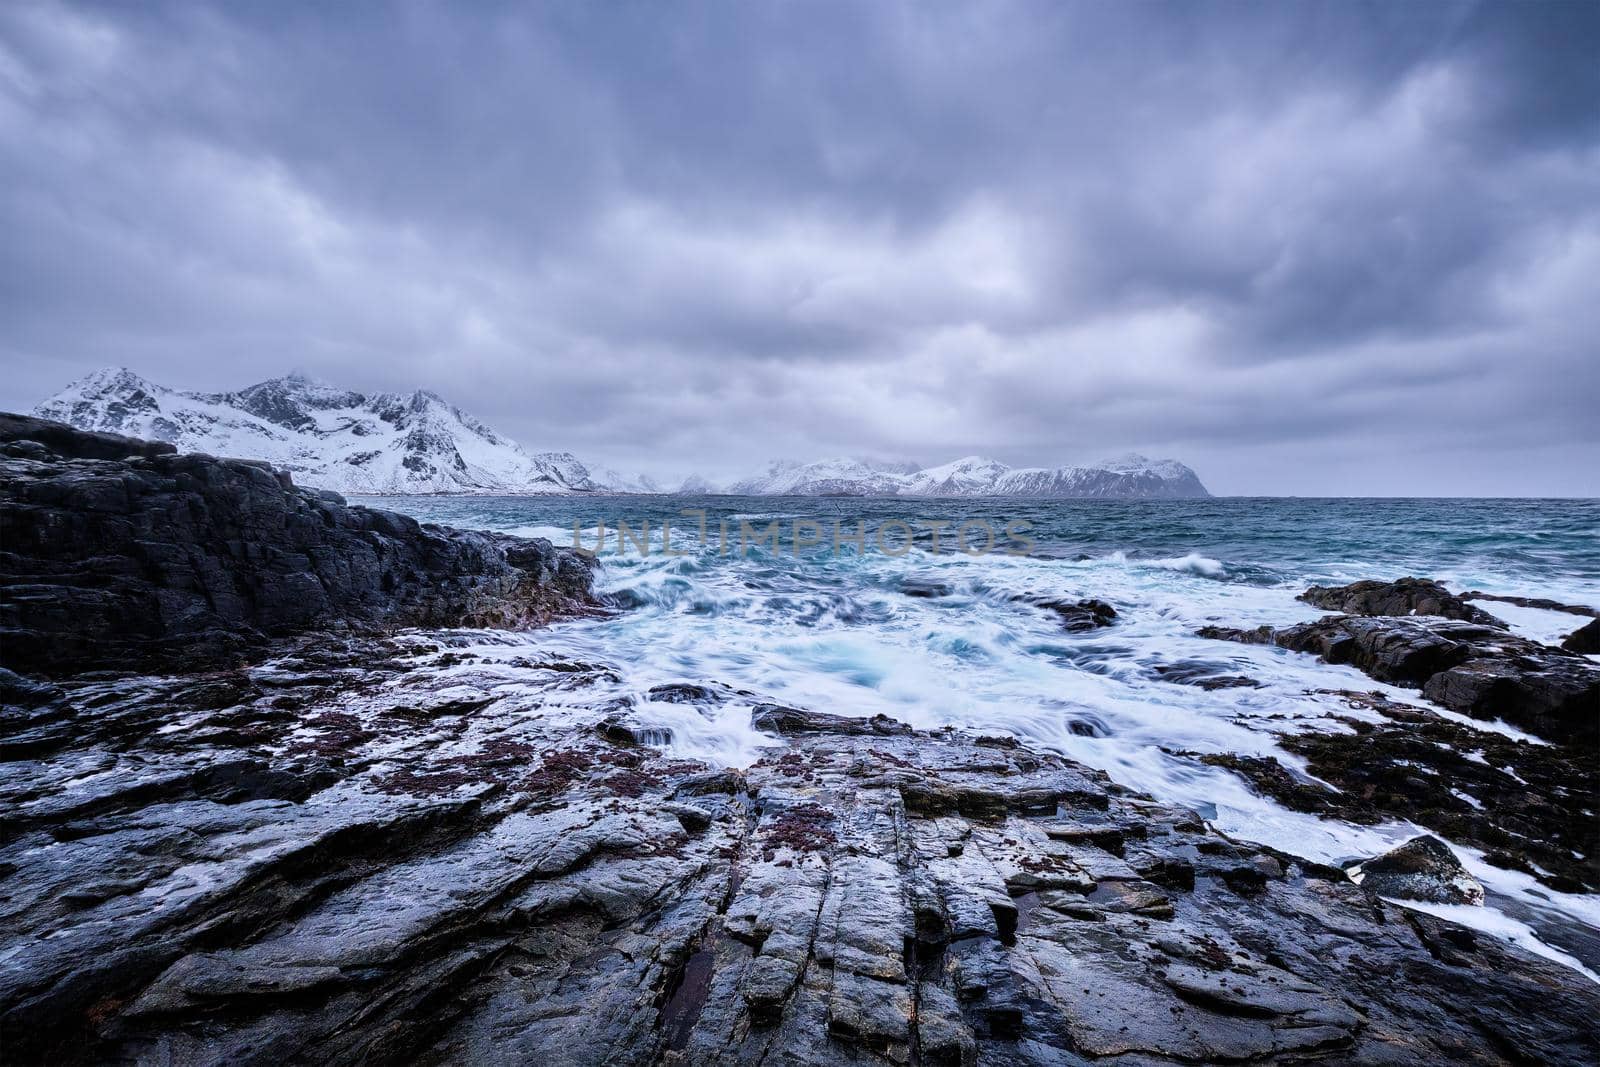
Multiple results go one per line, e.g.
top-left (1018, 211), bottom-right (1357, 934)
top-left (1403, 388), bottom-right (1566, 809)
top-left (2, 1), bottom-right (1597, 494)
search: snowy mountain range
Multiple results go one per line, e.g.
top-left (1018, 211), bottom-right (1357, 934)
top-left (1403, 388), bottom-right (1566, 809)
top-left (723, 457), bottom-right (923, 496)
top-left (33, 368), bottom-right (620, 495)
top-left (722, 454), bottom-right (1209, 498)
top-left (587, 467), bottom-right (664, 495)
top-left (33, 368), bottom-right (1209, 498)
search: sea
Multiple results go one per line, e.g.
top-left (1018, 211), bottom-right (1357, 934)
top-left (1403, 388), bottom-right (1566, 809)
top-left (361, 494), bottom-right (1600, 978)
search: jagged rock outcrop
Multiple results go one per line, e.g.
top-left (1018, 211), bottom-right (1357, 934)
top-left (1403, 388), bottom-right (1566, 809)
top-left (1299, 577), bottom-right (1501, 624)
top-left (0, 413), bottom-right (596, 676)
top-left (2, 639), bottom-right (1597, 1064)
top-left (1286, 617), bottom-right (1598, 747)
top-left (1199, 589), bottom-right (1600, 748)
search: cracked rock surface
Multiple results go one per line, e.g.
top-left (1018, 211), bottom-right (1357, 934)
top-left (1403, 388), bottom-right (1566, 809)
top-left (2, 640), bottom-right (1598, 1065)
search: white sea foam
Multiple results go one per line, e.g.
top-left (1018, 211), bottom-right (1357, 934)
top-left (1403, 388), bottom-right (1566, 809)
top-left (386, 498), bottom-right (1600, 982)
top-left (1479, 600), bottom-right (1596, 646)
top-left (507, 524), bottom-right (584, 544)
top-left (1388, 898), bottom-right (1599, 983)
top-left (628, 698), bottom-right (776, 767)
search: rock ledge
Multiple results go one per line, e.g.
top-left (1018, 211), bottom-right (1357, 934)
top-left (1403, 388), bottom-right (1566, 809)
top-left (0, 413), bottom-right (597, 676)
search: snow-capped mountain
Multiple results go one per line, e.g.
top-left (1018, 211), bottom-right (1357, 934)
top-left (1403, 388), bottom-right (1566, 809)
top-left (726, 453), bottom-right (1209, 498)
top-left (725, 457), bottom-right (923, 496)
top-left (588, 467), bottom-right (663, 494)
top-left (902, 456), bottom-right (1013, 496)
top-left (989, 457), bottom-right (1210, 498)
top-left (676, 474), bottom-right (722, 495)
top-left (34, 367), bottom-right (616, 495)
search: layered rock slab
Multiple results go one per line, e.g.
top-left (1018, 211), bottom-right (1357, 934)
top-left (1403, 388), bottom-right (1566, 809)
top-left (2, 641), bottom-right (1597, 1065)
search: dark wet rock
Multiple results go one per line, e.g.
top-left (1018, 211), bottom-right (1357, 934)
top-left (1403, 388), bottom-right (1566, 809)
top-left (0, 667), bottom-right (66, 708)
top-left (1201, 611), bottom-right (1600, 747)
top-left (1194, 675), bottom-right (1259, 690)
top-left (1196, 624), bottom-right (1276, 645)
top-left (1190, 753), bottom-right (1347, 817)
top-left (1153, 661), bottom-right (1263, 690)
top-left (750, 703), bottom-right (912, 736)
top-left (1347, 835), bottom-right (1485, 906)
top-left (1197, 690), bottom-right (1598, 894)
top-left (1562, 618), bottom-right (1600, 654)
top-left (1461, 590), bottom-right (1600, 618)
top-left (900, 577), bottom-right (951, 598)
top-left (1014, 595), bottom-right (1117, 632)
top-left (1274, 615), bottom-right (1483, 685)
top-left (596, 717), bottom-right (675, 747)
top-left (383, 689), bottom-right (496, 722)
top-left (504, 658), bottom-right (623, 690)
top-left (0, 413), bottom-right (597, 676)
top-left (1300, 577), bottom-right (1502, 623)
top-left (1416, 647), bottom-right (1600, 748)
top-left (2, 648), bottom-right (1598, 1064)
top-left (601, 587), bottom-right (650, 610)
top-left (672, 768), bottom-right (746, 798)
top-left (645, 682), bottom-right (727, 704)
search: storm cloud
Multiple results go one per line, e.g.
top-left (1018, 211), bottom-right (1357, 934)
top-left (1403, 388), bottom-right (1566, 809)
top-left (2, 0), bottom-right (1597, 494)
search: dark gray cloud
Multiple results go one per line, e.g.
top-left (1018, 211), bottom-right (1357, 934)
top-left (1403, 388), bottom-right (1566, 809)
top-left (2, 0), bottom-right (1597, 494)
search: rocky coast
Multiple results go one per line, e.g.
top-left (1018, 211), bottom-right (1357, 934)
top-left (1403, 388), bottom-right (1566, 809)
top-left (1193, 577), bottom-right (1599, 900)
top-left (2, 416), bottom-right (1598, 1064)
top-left (0, 412), bottom-right (596, 677)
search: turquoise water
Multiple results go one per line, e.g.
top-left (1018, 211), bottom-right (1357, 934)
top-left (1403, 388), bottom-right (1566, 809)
top-left (374, 495), bottom-right (1600, 600)
top-left (364, 493), bottom-right (1600, 975)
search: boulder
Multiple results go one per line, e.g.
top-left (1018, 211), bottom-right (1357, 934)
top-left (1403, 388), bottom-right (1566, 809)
top-left (750, 703), bottom-right (912, 736)
top-left (1347, 835), bottom-right (1484, 906)
top-left (1299, 577), bottom-right (1501, 624)
top-left (1272, 615), bottom-right (1479, 685)
top-left (900, 577), bottom-right (951, 598)
top-left (1562, 618), bottom-right (1600, 655)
